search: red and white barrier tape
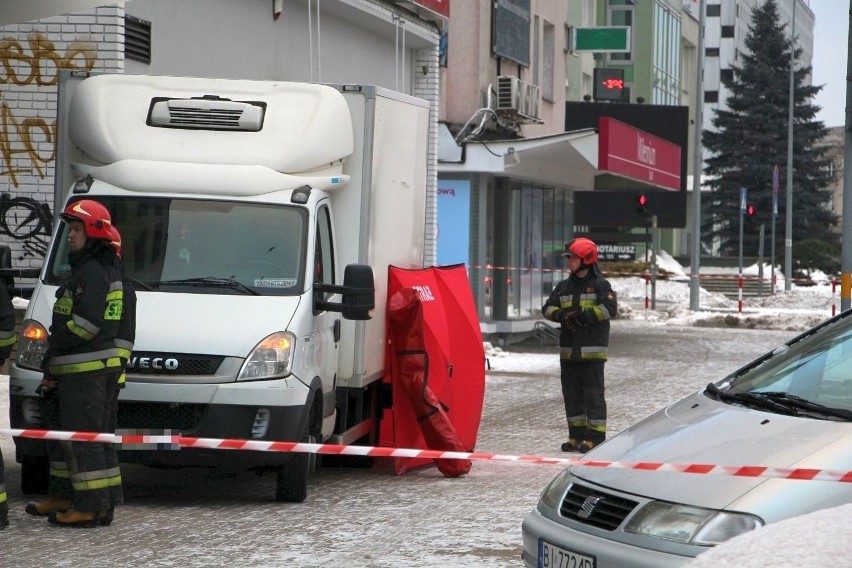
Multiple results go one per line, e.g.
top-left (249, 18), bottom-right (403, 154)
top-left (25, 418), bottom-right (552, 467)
top-left (3, 427), bottom-right (852, 483)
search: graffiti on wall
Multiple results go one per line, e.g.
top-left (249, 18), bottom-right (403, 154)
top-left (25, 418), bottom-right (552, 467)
top-left (0, 193), bottom-right (54, 259)
top-left (0, 33), bottom-right (97, 259)
top-left (0, 33), bottom-right (97, 86)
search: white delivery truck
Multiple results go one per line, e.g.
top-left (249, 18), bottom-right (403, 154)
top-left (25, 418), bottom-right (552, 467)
top-left (9, 73), bottom-right (430, 502)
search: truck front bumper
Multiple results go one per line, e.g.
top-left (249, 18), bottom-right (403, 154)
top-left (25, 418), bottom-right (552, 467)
top-left (10, 364), bottom-right (312, 468)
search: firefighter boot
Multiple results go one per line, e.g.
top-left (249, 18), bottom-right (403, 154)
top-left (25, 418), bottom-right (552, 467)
top-left (99, 507), bottom-right (115, 526)
top-left (48, 508), bottom-right (100, 528)
top-left (25, 497), bottom-right (72, 517)
top-left (560, 438), bottom-right (578, 452)
top-left (0, 508), bottom-right (8, 530)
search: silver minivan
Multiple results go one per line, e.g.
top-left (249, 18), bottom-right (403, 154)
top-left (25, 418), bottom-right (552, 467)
top-left (522, 311), bottom-right (852, 568)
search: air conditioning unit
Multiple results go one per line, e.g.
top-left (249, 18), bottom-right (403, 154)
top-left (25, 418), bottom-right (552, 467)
top-left (496, 75), bottom-right (521, 111)
top-left (522, 83), bottom-right (541, 119)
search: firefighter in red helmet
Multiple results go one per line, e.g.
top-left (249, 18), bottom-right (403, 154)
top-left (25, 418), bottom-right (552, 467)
top-left (542, 237), bottom-right (617, 453)
top-left (25, 198), bottom-right (124, 527)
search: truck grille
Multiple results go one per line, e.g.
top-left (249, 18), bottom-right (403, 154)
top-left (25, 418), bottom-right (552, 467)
top-left (117, 402), bottom-right (205, 431)
top-left (560, 483), bottom-right (639, 531)
top-left (128, 353), bottom-right (225, 375)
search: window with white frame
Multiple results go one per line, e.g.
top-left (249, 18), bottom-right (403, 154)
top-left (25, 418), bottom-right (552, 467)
top-left (608, 0), bottom-right (634, 63)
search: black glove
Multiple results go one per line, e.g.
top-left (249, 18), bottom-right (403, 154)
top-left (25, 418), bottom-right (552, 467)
top-left (36, 378), bottom-right (58, 400)
top-left (552, 308), bottom-right (578, 328)
top-left (568, 309), bottom-right (597, 328)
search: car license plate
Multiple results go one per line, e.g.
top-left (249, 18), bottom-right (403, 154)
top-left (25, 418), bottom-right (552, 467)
top-left (538, 539), bottom-right (595, 568)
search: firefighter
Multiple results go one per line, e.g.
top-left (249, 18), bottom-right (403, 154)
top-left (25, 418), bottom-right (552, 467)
top-left (542, 238), bottom-right (617, 454)
top-left (0, 280), bottom-right (18, 529)
top-left (25, 199), bottom-right (123, 528)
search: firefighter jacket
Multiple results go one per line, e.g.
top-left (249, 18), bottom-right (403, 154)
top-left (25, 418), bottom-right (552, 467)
top-left (0, 283), bottom-right (16, 361)
top-left (542, 264), bottom-right (617, 362)
top-left (44, 242), bottom-right (124, 378)
top-left (114, 261), bottom-right (136, 388)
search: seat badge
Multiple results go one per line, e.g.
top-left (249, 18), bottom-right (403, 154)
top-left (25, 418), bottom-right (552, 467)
top-left (578, 495), bottom-right (602, 519)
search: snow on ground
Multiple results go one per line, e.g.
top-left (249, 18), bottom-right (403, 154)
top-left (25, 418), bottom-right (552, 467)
top-left (610, 250), bottom-right (836, 332)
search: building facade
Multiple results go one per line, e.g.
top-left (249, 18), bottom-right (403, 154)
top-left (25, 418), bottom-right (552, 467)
top-left (0, 0), bottom-right (443, 286)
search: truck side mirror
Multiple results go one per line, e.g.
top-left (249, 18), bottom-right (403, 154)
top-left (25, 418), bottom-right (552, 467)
top-left (314, 263), bottom-right (375, 320)
top-left (341, 264), bottom-right (375, 320)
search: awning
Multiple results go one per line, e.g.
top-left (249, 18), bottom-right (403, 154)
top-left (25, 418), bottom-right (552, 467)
top-left (439, 125), bottom-right (681, 192)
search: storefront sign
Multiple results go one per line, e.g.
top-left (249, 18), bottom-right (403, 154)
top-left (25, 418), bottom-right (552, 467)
top-left (409, 0), bottom-right (450, 19)
top-left (598, 117), bottom-right (681, 191)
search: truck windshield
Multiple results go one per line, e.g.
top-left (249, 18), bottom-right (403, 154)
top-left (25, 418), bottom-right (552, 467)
top-left (45, 197), bottom-right (307, 296)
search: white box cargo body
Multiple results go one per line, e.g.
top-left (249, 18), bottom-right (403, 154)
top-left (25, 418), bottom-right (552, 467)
top-left (10, 73), bottom-right (430, 502)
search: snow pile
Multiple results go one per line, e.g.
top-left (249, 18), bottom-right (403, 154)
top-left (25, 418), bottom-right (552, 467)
top-left (610, 252), bottom-right (838, 332)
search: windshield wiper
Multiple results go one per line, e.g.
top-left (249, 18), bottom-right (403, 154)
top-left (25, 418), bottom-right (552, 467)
top-left (705, 383), bottom-right (798, 416)
top-left (754, 391), bottom-right (852, 421)
top-left (125, 274), bottom-right (153, 291)
top-left (152, 277), bottom-right (260, 296)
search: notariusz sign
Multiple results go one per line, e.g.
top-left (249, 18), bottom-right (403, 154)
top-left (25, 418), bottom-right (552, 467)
top-left (598, 244), bottom-right (636, 261)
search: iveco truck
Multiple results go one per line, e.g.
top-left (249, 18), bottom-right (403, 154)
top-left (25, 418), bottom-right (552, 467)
top-left (9, 73), bottom-right (430, 502)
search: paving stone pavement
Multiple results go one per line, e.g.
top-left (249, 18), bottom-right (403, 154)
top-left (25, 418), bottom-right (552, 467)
top-left (0, 320), bottom-right (794, 567)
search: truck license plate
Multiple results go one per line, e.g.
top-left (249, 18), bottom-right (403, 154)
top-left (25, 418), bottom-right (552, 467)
top-left (538, 539), bottom-right (595, 568)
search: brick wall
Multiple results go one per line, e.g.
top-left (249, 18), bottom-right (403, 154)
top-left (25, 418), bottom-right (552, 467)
top-left (0, 6), bottom-right (124, 272)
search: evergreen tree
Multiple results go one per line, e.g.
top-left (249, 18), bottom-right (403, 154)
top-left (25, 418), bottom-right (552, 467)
top-left (702, 0), bottom-right (836, 266)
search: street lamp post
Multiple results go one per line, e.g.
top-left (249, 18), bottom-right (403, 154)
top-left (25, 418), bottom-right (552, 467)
top-left (842, 0), bottom-right (852, 312)
top-left (689, 0), bottom-right (706, 311)
top-left (784, 0), bottom-right (796, 291)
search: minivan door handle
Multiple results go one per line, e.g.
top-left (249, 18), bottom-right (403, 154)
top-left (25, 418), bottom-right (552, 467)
top-left (333, 319), bottom-right (341, 343)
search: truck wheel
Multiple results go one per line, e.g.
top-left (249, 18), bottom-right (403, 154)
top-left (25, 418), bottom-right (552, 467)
top-left (275, 421), bottom-right (313, 503)
top-left (21, 456), bottom-right (49, 495)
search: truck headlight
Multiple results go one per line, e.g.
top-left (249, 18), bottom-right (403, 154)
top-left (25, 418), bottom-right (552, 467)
top-left (16, 319), bottom-right (49, 371)
top-left (237, 331), bottom-right (296, 381)
top-left (624, 501), bottom-right (763, 546)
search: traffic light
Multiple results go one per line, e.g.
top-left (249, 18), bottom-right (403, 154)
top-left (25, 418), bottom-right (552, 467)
top-left (746, 203), bottom-right (756, 217)
top-left (636, 193), bottom-right (648, 216)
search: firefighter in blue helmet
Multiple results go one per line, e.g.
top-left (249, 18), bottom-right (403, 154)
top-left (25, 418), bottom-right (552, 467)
top-left (25, 199), bottom-right (124, 528)
top-left (0, 280), bottom-right (18, 529)
top-left (542, 238), bottom-right (617, 454)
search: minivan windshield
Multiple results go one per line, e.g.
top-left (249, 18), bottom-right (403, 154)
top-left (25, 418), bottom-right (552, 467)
top-left (710, 316), bottom-right (852, 418)
top-left (46, 197), bottom-right (307, 296)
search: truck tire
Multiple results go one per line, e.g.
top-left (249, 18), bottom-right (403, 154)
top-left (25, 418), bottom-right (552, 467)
top-left (21, 456), bottom-right (49, 495)
top-left (275, 420), bottom-right (312, 503)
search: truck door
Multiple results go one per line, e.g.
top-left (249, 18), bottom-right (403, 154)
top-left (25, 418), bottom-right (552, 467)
top-left (314, 204), bottom-right (340, 429)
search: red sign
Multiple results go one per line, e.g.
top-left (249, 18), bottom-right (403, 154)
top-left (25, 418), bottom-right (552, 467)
top-left (409, 0), bottom-right (450, 19)
top-left (598, 117), bottom-right (681, 191)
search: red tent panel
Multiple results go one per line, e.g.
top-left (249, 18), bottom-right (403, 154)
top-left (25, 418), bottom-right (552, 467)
top-left (379, 265), bottom-right (486, 475)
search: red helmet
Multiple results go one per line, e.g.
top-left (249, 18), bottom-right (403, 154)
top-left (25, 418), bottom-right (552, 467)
top-left (563, 238), bottom-right (598, 265)
top-left (60, 199), bottom-right (112, 240)
top-left (106, 225), bottom-right (122, 258)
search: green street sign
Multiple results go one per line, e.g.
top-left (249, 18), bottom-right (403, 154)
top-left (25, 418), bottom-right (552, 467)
top-left (573, 27), bottom-right (631, 53)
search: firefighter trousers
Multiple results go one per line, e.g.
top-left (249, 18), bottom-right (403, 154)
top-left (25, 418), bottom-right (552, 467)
top-left (0, 448), bottom-right (7, 522)
top-left (45, 371), bottom-right (122, 513)
top-left (560, 360), bottom-right (607, 444)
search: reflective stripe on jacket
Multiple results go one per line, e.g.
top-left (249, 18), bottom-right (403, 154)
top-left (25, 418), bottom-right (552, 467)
top-left (542, 266), bottom-right (617, 362)
top-left (46, 252), bottom-right (123, 379)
